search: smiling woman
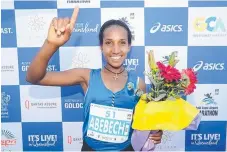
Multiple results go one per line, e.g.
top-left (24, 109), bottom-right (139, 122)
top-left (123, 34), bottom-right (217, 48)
top-left (26, 7), bottom-right (163, 151)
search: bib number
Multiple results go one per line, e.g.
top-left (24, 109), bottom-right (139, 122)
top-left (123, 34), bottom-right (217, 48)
top-left (87, 103), bottom-right (133, 143)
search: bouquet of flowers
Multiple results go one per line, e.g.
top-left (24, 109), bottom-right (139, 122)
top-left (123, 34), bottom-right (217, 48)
top-left (131, 50), bottom-right (202, 151)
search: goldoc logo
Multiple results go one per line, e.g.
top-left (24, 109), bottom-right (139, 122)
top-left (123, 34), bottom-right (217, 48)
top-left (123, 59), bottom-right (139, 71)
top-left (194, 17), bottom-right (226, 32)
top-left (150, 22), bottom-right (183, 34)
top-left (193, 61), bottom-right (225, 71)
top-left (64, 99), bottom-right (83, 109)
top-left (21, 62), bottom-right (57, 72)
top-left (1, 28), bottom-right (13, 34)
top-left (191, 133), bottom-right (220, 145)
top-left (28, 134), bottom-right (57, 147)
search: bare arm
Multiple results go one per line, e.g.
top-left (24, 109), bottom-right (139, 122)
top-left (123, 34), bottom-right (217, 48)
top-left (138, 77), bottom-right (146, 93)
top-left (26, 7), bottom-right (90, 86)
top-left (26, 39), bottom-right (90, 86)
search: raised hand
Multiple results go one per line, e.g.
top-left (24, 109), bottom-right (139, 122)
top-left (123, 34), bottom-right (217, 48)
top-left (47, 7), bottom-right (79, 47)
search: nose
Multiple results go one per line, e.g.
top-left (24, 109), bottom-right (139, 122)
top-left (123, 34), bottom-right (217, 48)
top-left (112, 44), bottom-right (121, 54)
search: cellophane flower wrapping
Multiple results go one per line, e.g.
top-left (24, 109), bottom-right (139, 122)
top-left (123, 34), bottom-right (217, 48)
top-left (131, 51), bottom-right (202, 151)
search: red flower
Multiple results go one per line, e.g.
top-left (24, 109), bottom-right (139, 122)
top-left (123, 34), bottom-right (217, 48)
top-left (157, 62), bottom-right (181, 82)
top-left (181, 68), bottom-right (198, 95)
top-left (185, 83), bottom-right (196, 95)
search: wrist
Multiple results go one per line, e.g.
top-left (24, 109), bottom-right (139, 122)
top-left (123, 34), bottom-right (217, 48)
top-left (45, 39), bottom-right (60, 50)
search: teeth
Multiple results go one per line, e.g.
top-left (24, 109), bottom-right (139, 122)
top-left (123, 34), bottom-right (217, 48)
top-left (111, 56), bottom-right (121, 60)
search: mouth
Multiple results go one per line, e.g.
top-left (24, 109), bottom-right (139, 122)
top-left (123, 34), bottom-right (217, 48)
top-left (110, 56), bottom-right (122, 61)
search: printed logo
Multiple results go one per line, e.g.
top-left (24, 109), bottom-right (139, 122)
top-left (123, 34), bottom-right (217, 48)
top-left (155, 131), bottom-right (185, 151)
top-left (70, 52), bottom-right (90, 68)
top-left (145, 8), bottom-right (187, 45)
top-left (67, 136), bottom-right (82, 145)
top-left (73, 22), bottom-right (99, 33)
top-left (24, 100), bottom-right (57, 110)
top-left (1, 28), bottom-right (13, 34)
top-left (1, 65), bottom-right (15, 72)
top-left (196, 89), bottom-right (219, 117)
top-left (119, 16), bottom-right (135, 41)
top-left (188, 46), bottom-right (227, 84)
top-left (150, 22), bottom-right (183, 33)
top-left (23, 122), bottom-right (63, 151)
top-left (61, 85), bottom-right (84, 122)
top-left (1, 92), bottom-right (11, 119)
top-left (1, 130), bottom-right (17, 147)
top-left (191, 133), bottom-right (220, 145)
top-left (193, 16), bottom-right (227, 38)
top-left (28, 15), bottom-right (45, 33)
top-left (193, 61), bottom-right (225, 71)
top-left (18, 48), bottom-right (59, 85)
top-left (1, 10), bottom-right (17, 47)
top-left (156, 131), bottom-right (175, 150)
top-left (124, 59), bottom-right (139, 72)
top-left (67, 0), bottom-right (90, 4)
top-left (124, 46), bottom-right (145, 79)
top-left (185, 121), bottom-right (226, 151)
top-left (63, 122), bottom-right (83, 151)
top-left (28, 134), bottom-right (57, 147)
top-left (101, 8), bottom-right (144, 46)
top-left (1, 86), bottom-right (21, 122)
top-left (58, 9), bottom-right (100, 46)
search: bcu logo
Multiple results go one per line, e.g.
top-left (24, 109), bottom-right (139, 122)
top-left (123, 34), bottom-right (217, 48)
top-left (1, 86), bottom-right (21, 122)
top-left (193, 61), bottom-right (225, 71)
top-left (194, 17), bottom-right (226, 32)
top-left (150, 22), bottom-right (183, 33)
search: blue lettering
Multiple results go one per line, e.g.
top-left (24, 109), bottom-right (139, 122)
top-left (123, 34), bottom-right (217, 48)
top-left (88, 115), bottom-right (130, 136)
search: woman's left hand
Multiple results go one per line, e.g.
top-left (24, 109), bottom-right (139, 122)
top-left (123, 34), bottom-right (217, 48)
top-left (149, 130), bottom-right (163, 144)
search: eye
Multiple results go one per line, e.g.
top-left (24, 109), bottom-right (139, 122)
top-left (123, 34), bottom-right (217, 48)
top-left (105, 41), bottom-right (112, 45)
top-left (121, 41), bottom-right (126, 45)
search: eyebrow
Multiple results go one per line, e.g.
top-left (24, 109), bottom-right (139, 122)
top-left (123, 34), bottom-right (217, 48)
top-left (104, 39), bottom-right (126, 41)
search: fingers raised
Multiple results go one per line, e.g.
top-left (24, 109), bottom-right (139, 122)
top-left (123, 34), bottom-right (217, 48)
top-left (70, 7), bottom-right (79, 31)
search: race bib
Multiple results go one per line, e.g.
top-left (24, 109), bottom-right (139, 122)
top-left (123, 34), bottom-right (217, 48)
top-left (87, 103), bottom-right (133, 143)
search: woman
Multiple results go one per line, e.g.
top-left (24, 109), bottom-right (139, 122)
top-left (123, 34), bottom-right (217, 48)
top-left (26, 7), bottom-right (162, 151)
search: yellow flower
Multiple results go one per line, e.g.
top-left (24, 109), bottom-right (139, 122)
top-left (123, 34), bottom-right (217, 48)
top-left (148, 50), bottom-right (157, 70)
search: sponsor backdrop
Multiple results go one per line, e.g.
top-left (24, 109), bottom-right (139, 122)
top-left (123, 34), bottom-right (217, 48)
top-left (1, 0), bottom-right (227, 151)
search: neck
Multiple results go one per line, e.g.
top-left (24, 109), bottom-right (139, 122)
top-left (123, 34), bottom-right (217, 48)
top-left (105, 64), bottom-right (124, 73)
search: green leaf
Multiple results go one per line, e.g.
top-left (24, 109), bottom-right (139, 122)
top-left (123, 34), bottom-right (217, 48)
top-left (167, 96), bottom-right (176, 101)
top-left (149, 76), bottom-right (157, 87)
top-left (154, 93), bottom-right (167, 101)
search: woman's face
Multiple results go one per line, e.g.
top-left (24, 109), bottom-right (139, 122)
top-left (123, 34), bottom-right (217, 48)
top-left (101, 25), bottom-right (131, 69)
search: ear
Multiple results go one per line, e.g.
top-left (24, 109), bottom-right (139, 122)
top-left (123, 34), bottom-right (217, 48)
top-left (127, 44), bottom-right (131, 52)
top-left (100, 45), bottom-right (103, 52)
